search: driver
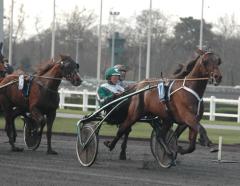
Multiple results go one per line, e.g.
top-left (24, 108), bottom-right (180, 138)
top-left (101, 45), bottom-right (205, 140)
top-left (97, 67), bottom-right (125, 107)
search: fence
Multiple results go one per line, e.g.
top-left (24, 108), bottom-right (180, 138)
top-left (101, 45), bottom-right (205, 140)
top-left (58, 88), bottom-right (240, 123)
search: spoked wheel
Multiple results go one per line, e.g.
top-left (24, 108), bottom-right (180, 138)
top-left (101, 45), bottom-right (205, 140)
top-left (76, 123), bottom-right (99, 167)
top-left (23, 116), bottom-right (42, 150)
top-left (150, 129), bottom-right (178, 168)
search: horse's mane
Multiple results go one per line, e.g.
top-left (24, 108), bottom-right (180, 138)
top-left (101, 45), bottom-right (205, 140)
top-left (172, 54), bottom-right (200, 78)
top-left (34, 59), bottom-right (55, 76)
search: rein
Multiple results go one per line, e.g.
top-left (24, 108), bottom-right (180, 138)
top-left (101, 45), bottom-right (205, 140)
top-left (8, 74), bottom-right (63, 81)
top-left (0, 79), bottom-right (19, 89)
top-left (137, 77), bottom-right (209, 84)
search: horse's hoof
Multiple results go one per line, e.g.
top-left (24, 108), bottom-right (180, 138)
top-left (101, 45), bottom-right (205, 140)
top-left (209, 147), bottom-right (218, 153)
top-left (103, 141), bottom-right (111, 148)
top-left (171, 159), bottom-right (177, 167)
top-left (198, 138), bottom-right (206, 146)
top-left (12, 147), bottom-right (24, 152)
top-left (47, 150), bottom-right (58, 155)
top-left (103, 141), bottom-right (115, 151)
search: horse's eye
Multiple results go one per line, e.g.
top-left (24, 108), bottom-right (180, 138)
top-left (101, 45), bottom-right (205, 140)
top-left (76, 64), bottom-right (79, 69)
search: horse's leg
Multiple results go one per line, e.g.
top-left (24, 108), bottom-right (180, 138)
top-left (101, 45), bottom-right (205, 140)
top-left (4, 111), bottom-right (23, 152)
top-left (156, 118), bottom-right (174, 156)
top-left (119, 127), bottom-right (132, 160)
top-left (46, 111), bottom-right (57, 155)
top-left (173, 124), bottom-right (188, 152)
top-left (198, 124), bottom-right (212, 146)
top-left (11, 108), bottom-right (25, 143)
top-left (5, 120), bottom-right (17, 142)
top-left (104, 116), bottom-right (137, 151)
top-left (30, 107), bottom-right (46, 130)
top-left (174, 124), bottom-right (187, 139)
top-left (198, 124), bottom-right (218, 152)
top-left (178, 124), bottom-right (199, 155)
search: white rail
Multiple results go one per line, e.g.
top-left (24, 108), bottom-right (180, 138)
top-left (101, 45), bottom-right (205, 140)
top-left (58, 88), bottom-right (240, 123)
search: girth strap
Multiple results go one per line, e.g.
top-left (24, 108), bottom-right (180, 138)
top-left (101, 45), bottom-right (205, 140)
top-left (168, 77), bottom-right (203, 116)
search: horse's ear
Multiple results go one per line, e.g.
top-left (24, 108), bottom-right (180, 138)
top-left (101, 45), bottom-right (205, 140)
top-left (196, 48), bottom-right (204, 55)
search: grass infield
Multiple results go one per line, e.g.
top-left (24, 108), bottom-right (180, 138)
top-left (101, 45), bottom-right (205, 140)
top-left (0, 109), bottom-right (239, 145)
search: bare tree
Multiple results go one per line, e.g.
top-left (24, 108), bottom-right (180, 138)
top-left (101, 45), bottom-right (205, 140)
top-left (215, 14), bottom-right (239, 39)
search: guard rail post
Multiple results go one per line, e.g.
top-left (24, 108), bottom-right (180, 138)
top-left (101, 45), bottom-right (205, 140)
top-left (82, 89), bottom-right (88, 111)
top-left (238, 97), bottom-right (240, 123)
top-left (210, 96), bottom-right (216, 121)
top-left (59, 88), bottom-right (65, 109)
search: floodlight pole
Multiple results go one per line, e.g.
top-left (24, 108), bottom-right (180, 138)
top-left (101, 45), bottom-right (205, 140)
top-left (138, 42), bottom-right (142, 81)
top-left (97, 0), bottom-right (103, 84)
top-left (199, 0), bottom-right (204, 50)
top-left (51, 0), bottom-right (56, 59)
top-left (146, 0), bottom-right (152, 79)
top-left (0, 0), bottom-right (4, 45)
top-left (8, 0), bottom-right (14, 65)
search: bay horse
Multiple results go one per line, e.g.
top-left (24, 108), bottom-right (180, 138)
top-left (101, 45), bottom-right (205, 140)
top-left (104, 50), bottom-right (222, 158)
top-left (171, 52), bottom-right (216, 150)
top-left (0, 55), bottom-right (82, 153)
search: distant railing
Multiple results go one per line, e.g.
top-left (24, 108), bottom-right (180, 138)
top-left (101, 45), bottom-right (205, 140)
top-left (58, 88), bottom-right (240, 123)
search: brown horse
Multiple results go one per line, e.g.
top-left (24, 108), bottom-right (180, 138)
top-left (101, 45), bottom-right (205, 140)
top-left (171, 52), bottom-right (216, 150)
top-left (104, 50), bottom-right (222, 158)
top-left (0, 43), bottom-right (18, 141)
top-left (0, 55), bottom-right (82, 153)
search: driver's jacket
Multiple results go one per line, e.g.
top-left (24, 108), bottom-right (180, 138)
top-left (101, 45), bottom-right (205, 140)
top-left (97, 83), bottom-right (125, 107)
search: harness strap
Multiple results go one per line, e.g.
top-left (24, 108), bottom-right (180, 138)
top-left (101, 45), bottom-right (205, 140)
top-left (0, 79), bottom-right (18, 89)
top-left (168, 77), bottom-right (203, 116)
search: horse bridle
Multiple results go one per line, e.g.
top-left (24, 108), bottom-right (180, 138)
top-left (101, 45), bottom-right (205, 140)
top-left (57, 59), bottom-right (79, 81)
top-left (200, 52), bottom-right (220, 85)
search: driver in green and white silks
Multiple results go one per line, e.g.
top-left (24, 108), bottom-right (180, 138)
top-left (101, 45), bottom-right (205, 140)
top-left (97, 67), bottom-right (125, 107)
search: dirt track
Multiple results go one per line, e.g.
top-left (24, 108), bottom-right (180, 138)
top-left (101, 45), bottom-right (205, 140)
top-left (0, 131), bottom-right (240, 186)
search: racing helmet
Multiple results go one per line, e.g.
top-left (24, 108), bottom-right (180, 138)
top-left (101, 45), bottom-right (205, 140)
top-left (105, 67), bottom-right (121, 80)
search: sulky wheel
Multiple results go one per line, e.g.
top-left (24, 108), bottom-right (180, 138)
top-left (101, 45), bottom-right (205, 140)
top-left (23, 116), bottom-right (42, 150)
top-left (150, 129), bottom-right (178, 168)
top-left (150, 128), bottom-right (157, 159)
top-left (76, 124), bottom-right (98, 167)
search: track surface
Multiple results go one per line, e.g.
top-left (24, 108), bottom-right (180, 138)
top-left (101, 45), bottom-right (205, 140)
top-left (0, 131), bottom-right (240, 186)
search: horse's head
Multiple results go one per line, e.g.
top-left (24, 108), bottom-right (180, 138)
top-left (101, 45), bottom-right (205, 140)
top-left (58, 55), bottom-right (82, 86)
top-left (199, 51), bottom-right (222, 86)
top-left (0, 43), bottom-right (13, 78)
